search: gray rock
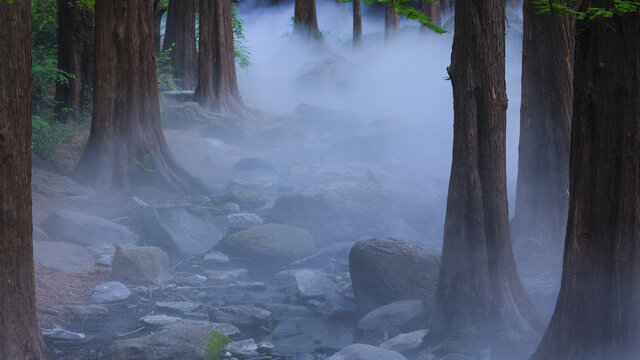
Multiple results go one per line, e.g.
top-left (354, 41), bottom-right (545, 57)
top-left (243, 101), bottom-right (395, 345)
top-left (211, 186), bottom-right (267, 211)
top-left (42, 327), bottom-right (85, 340)
top-left (205, 269), bottom-right (249, 283)
top-left (416, 353), bottom-right (436, 360)
top-left (224, 339), bottom-right (260, 358)
top-left (295, 269), bottom-right (336, 298)
top-left (162, 102), bottom-right (243, 140)
top-left (111, 245), bottom-right (171, 285)
top-left (66, 304), bottom-right (109, 318)
top-left (380, 329), bottom-right (429, 352)
top-left (33, 225), bottom-right (49, 242)
top-left (33, 241), bottom-right (94, 273)
top-left (164, 319), bottom-right (240, 336)
top-left (480, 348), bottom-right (492, 360)
top-left (223, 202), bottom-right (241, 214)
top-left (140, 314), bottom-right (182, 326)
top-left (349, 238), bottom-right (440, 313)
top-left (203, 250), bottom-right (230, 265)
top-left (90, 282), bottom-right (131, 304)
top-left (357, 300), bottom-right (424, 331)
top-left (87, 244), bottom-right (116, 266)
top-left (141, 205), bottom-right (224, 256)
top-left (227, 212), bottom-right (264, 230)
top-left (156, 301), bottom-right (200, 314)
top-left (31, 168), bottom-right (95, 198)
top-left (327, 344), bottom-right (407, 360)
top-left (231, 281), bottom-right (267, 291)
top-left (439, 354), bottom-right (473, 360)
top-left (209, 305), bottom-right (277, 329)
top-left (324, 291), bottom-right (357, 316)
top-left (41, 210), bottom-right (139, 247)
top-left (175, 274), bottom-right (208, 287)
top-left (218, 223), bottom-right (316, 262)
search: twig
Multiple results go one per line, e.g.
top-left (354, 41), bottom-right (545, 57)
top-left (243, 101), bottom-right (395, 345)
top-left (171, 255), bottom-right (196, 272)
top-left (117, 326), bottom-right (145, 337)
top-left (288, 248), bottom-right (324, 267)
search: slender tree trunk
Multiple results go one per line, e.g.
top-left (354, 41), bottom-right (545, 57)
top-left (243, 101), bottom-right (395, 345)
top-left (294, 0), bottom-right (321, 39)
top-left (79, 6), bottom-right (94, 112)
top-left (74, 0), bottom-right (205, 193)
top-left (421, 0), bottom-right (441, 28)
top-left (0, 1), bottom-right (50, 358)
top-left (163, 0), bottom-right (197, 89)
top-left (153, 0), bottom-right (166, 54)
top-left (193, 0), bottom-right (247, 114)
top-left (54, 0), bottom-right (82, 122)
top-left (511, 0), bottom-right (574, 265)
top-left (384, 1), bottom-right (400, 43)
top-left (531, 5), bottom-right (640, 360)
top-left (429, 0), bottom-right (545, 351)
top-left (440, 0), bottom-right (450, 17)
top-left (353, 0), bottom-right (362, 47)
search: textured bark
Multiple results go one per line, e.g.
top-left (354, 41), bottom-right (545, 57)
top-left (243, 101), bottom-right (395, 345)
top-left (294, 0), bottom-right (320, 39)
top-left (79, 7), bottom-right (94, 100)
top-left (54, 0), bottom-right (82, 122)
top-left (430, 0), bottom-right (545, 349)
top-left (153, 0), bottom-right (166, 54)
top-left (422, 0), bottom-right (441, 28)
top-left (353, 0), bottom-right (362, 47)
top-left (163, 0), bottom-right (197, 89)
top-left (511, 1), bottom-right (575, 262)
top-left (384, 1), bottom-right (400, 43)
top-left (440, 0), bottom-right (450, 16)
top-left (193, 0), bottom-right (247, 114)
top-left (75, 0), bottom-right (205, 193)
top-left (531, 5), bottom-right (640, 360)
top-left (0, 1), bottom-right (50, 359)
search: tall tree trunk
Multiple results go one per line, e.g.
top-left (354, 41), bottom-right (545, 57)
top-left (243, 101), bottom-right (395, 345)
top-left (440, 0), bottom-right (450, 17)
top-left (163, 0), bottom-right (197, 90)
top-left (0, 1), bottom-right (50, 358)
top-left (193, 0), bottom-right (246, 114)
top-left (531, 5), bottom-right (640, 360)
top-left (153, 0), bottom-right (166, 54)
top-left (79, 6), bottom-right (94, 112)
top-left (429, 0), bottom-right (545, 350)
top-left (384, 1), bottom-right (400, 43)
top-left (511, 0), bottom-right (574, 268)
top-left (294, 0), bottom-right (320, 39)
top-left (353, 0), bottom-right (362, 47)
top-left (421, 0), bottom-right (441, 28)
top-left (74, 0), bottom-right (205, 193)
top-left (54, 0), bottom-right (82, 122)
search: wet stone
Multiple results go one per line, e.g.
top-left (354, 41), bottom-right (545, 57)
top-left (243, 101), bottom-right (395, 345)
top-left (90, 282), bottom-right (131, 304)
top-left (155, 301), bottom-right (200, 314)
top-left (224, 339), bottom-right (260, 358)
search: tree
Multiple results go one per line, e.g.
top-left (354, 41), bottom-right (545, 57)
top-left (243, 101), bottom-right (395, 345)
top-left (530, 3), bottom-right (640, 360)
top-left (440, 0), bottom-right (450, 16)
top-left (511, 0), bottom-right (574, 266)
top-left (74, 0), bottom-right (204, 193)
top-left (429, 0), bottom-right (545, 351)
top-left (163, 0), bottom-right (198, 90)
top-left (294, 0), bottom-right (321, 39)
top-left (0, 1), bottom-right (50, 358)
top-left (422, 0), bottom-right (441, 28)
top-left (353, 0), bottom-right (362, 47)
top-left (54, 0), bottom-right (83, 122)
top-left (384, 1), bottom-right (400, 42)
top-left (193, 0), bottom-right (247, 114)
top-left (153, 0), bottom-right (166, 54)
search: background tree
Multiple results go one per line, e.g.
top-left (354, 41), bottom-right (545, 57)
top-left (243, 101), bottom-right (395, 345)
top-left (74, 0), bottom-right (204, 192)
top-left (163, 0), bottom-right (198, 89)
top-left (294, 0), bottom-right (321, 39)
top-left (429, 0), bottom-right (545, 351)
top-left (384, 1), bottom-right (400, 42)
top-left (0, 0), bottom-right (50, 358)
top-left (440, 0), bottom-right (450, 16)
top-left (422, 0), bottom-right (440, 27)
top-left (531, 3), bottom-right (640, 359)
top-left (353, 0), bottom-right (362, 47)
top-left (54, 0), bottom-right (82, 122)
top-left (153, 0), bottom-right (167, 54)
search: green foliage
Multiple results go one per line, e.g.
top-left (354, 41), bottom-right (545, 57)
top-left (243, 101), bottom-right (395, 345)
top-left (500, 330), bottom-right (523, 342)
top-left (532, 0), bottom-right (640, 19)
top-left (134, 154), bottom-right (156, 173)
top-left (156, 45), bottom-right (179, 91)
top-left (460, 325), bottom-right (478, 337)
top-left (203, 331), bottom-right (232, 360)
top-left (31, 115), bottom-right (75, 158)
top-left (232, 4), bottom-right (252, 69)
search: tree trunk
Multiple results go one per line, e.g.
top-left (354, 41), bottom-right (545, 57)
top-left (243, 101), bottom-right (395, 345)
top-left (530, 5), bottom-right (640, 360)
top-left (440, 0), bottom-right (450, 17)
top-left (193, 0), bottom-right (247, 114)
top-left (0, 1), bottom-right (50, 358)
top-left (421, 0), bottom-right (441, 28)
top-left (163, 0), bottom-right (197, 89)
top-left (74, 0), bottom-right (205, 193)
top-left (353, 0), bottom-right (362, 47)
top-left (79, 5), bottom-right (94, 110)
top-left (429, 0), bottom-right (545, 350)
top-left (153, 0), bottom-right (166, 54)
top-left (511, 0), bottom-right (574, 268)
top-left (384, 1), bottom-right (400, 43)
top-left (294, 0), bottom-right (320, 39)
top-left (54, 0), bottom-right (82, 122)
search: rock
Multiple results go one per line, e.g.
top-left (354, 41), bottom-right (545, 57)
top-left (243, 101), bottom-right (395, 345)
top-left (205, 269), bottom-right (249, 283)
top-left (111, 245), bottom-right (171, 285)
top-left (156, 301), bottom-right (201, 314)
top-left (227, 212), bottom-right (264, 230)
top-left (380, 329), bottom-right (429, 352)
top-left (211, 186), bottom-right (267, 211)
top-left (218, 224), bottom-right (316, 263)
top-left (204, 250), bottom-right (231, 265)
top-left (175, 274), bottom-right (208, 287)
top-left (140, 314), bottom-right (182, 327)
top-left (66, 304), bottom-right (109, 318)
top-left (324, 291), bottom-right (357, 316)
top-left (439, 354), bottom-right (473, 360)
top-left (141, 205), bottom-right (224, 257)
top-left (224, 339), bottom-right (260, 358)
top-left (327, 344), bottom-right (407, 360)
top-left (209, 305), bottom-right (277, 329)
top-left (42, 327), bottom-right (85, 340)
top-left (357, 300), bottom-right (424, 331)
top-left (257, 341), bottom-right (274, 353)
top-left (33, 225), bottom-right (49, 242)
top-left (349, 238), bottom-right (440, 313)
top-left (31, 168), bottom-right (95, 198)
top-left (161, 102), bottom-right (243, 140)
top-left (231, 281), bottom-right (267, 291)
top-left (223, 202), bottom-right (241, 214)
top-left (41, 210), bottom-right (140, 247)
top-left (294, 269), bottom-right (336, 298)
top-left (87, 244), bottom-right (116, 266)
top-left (33, 241), bottom-right (94, 273)
top-left (90, 282), bottom-right (131, 304)
top-left (416, 353), bottom-right (436, 360)
top-left (480, 348), bottom-right (492, 360)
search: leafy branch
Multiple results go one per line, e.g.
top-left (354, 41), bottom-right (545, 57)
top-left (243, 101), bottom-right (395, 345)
top-left (339, 0), bottom-right (448, 34)
top-left (532, 0), bottom-right (640, 19)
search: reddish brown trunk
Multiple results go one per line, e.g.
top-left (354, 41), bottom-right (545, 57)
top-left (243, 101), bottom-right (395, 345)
top-left (294, 0), bottom-right (320, 39)
top-left (54, 0), bottom-right (82, 122)
top-left (79, 6), bottom-right (94, 105)
top-left (0, 1), bottom-right (50, 358)
top-left (75, 0), bottom-right (205, 193)
top-left (422, 0), bottom-right (441, 28)
top-left (353, 0), bottom-right (362, 47)
top-left (384, 1), bottom-right (400, 43)
top-left (193, 0), bottom-right (246, 114)
top-left (163, 0), bottom-right (197, 89)
top-left (531, 5), bottom-right (640, 360)
top-left (430, 0), bottom-right (545, 351)
top-left (153, 0), bottom-right (166, 54)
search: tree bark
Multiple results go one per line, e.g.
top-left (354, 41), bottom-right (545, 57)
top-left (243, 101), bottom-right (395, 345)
top-left (294, 0), bottom-right (321, 39)
top-left (0, 1), bottom-right (50, 358)
top-left (79, 5), bottom-right (94, 105)
top-left (353, 0), bottom-right (362, 47)
top-left (74, 0), bottom-right (205, 193)
top-left (193, 0), bottom-right (247, 114)
top-left (54, 0), bottom-right (83, 122)
top-left (510, 1), bottom-right (574, 266)
top-left (429, 0), bottom-right (545, 350)
top-left (421, 0), bottom-right (441, 28)
top-left (163, 0), bottom-right (197, 90)
top-left (530, 5), bottom-right (640, 360)
top-left (384, 1), bottom-right (400, 43)
top-left (153, 0), bottom-right (166, 54)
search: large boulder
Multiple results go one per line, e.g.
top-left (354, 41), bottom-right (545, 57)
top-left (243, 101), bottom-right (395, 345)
top-left (327, 344), bottom-right (407, 360)
top-left (357, 300), bottom-right (424, 332)
top-left (141, 205), bottom-right (225, 257)
top-left (349, 238), bottom-right (440, 313)
top-left (33, 241), bottom-right (94, 273)
top-left (111, 245), bottom-right (171, 285)
top-left (208, 305), bottom-right (277, 330)
top-left (41, 210), bottom-right (139, 247)
top-left (217, 223), bottom-right (316, 262)
top-left (90, 282), bottom-right (131, 304)
top-left (31, 168), bottom-right (95, 198)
